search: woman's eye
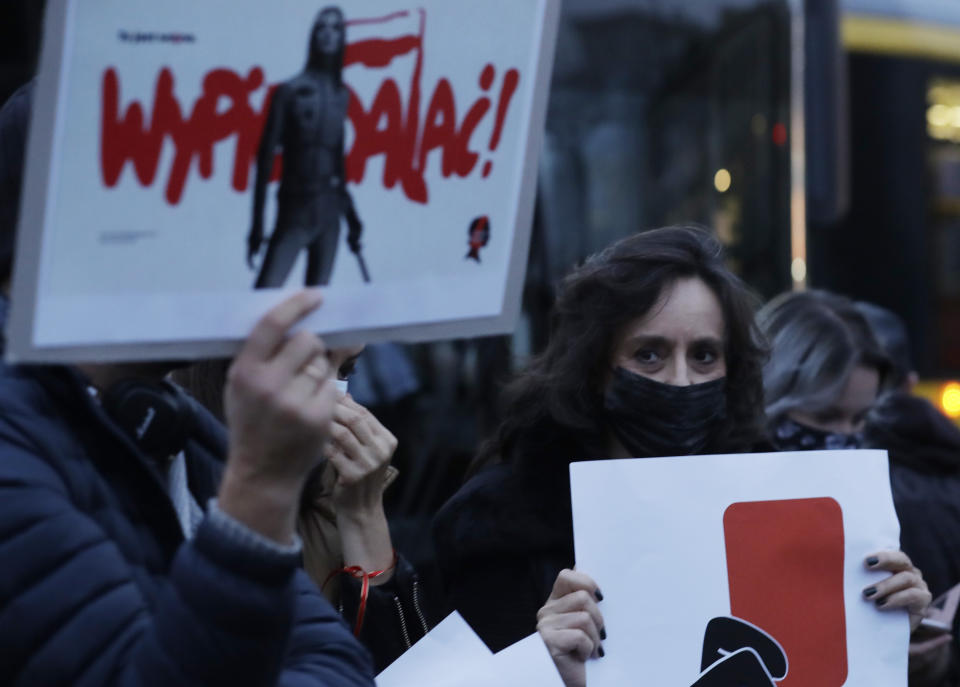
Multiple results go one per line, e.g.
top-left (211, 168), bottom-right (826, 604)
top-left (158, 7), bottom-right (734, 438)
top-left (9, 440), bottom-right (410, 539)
top-left (635, 349), bottom-right (660, 364)
top-left (692, 347), bottom-right (719, 365)
top-left (337, 362), bottom-right (356, 381)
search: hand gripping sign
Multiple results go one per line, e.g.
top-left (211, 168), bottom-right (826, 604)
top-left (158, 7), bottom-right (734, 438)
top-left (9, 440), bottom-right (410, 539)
top-left (8, 1), bottom-right (559, 362)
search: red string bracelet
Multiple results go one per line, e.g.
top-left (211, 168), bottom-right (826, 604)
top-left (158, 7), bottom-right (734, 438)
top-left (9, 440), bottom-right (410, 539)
top-left (323, 549), bottom-right (398, 636)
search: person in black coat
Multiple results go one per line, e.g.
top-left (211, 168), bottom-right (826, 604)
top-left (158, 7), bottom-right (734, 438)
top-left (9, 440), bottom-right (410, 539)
top-left (434, 228), bottom-right (766, 684)
top-left (856, 301), bottom-right (960, 600)
top-left (759, 292), bottom-right (959, 592)
top-left (0, 82), bottom-right (373, 686)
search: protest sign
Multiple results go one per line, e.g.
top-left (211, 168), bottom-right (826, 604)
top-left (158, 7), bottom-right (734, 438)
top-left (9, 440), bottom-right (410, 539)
top-left (571, 450), bottom-right (906, 686)
top-left (8, 0), bottom-right (559, 362)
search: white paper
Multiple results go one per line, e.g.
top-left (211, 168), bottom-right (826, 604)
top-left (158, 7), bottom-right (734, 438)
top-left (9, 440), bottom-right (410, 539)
top-left (376, 612), bottom-right (492, 687)
top-left (376, 613), bottom-right (564, 687)
top-left (570, 450), bottom-right (906, 687)
top-left (489, 633), bottom-right (566, 687)
top-left (8, 0), bottom-right (561, 362)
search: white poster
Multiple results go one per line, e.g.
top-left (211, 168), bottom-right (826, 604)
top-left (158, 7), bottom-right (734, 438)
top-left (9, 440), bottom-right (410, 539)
top-left (8, 0), bottom-right (559, 362)
top-left (571, 450), bottom-right (906, 686)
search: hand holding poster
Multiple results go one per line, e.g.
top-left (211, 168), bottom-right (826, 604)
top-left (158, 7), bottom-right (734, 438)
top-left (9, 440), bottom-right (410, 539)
top-left (8, 0), bottom-right (559, 362)
top-left (570, 450), bottom-right (908, 686)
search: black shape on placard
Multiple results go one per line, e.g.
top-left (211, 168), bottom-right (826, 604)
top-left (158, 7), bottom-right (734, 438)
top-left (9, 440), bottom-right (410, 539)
top-left (700, 616), bottom-right (787, 680)
top-left (691, 647), bottom-right (777, 687)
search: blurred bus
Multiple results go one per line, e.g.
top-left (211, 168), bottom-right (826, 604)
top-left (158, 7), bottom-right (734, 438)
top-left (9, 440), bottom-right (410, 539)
top-left (808, 0), bottom-right (960, 413)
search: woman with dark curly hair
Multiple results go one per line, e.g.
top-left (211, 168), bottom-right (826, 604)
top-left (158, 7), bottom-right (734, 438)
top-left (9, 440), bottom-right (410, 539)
top-left (433, 227), bottom-right (930, 687)
top-left (433, 227), bottom-right (765, 659)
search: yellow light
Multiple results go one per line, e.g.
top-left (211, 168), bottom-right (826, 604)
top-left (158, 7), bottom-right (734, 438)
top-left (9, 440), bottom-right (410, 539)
top-left (940, 382), bottom-right (960, 418)
top-left (928, 103), bottom-right (951, 127)
top-left (791, 257), bottom-right (807, 284)
top-left (714, 169), bottom-right (732, 193)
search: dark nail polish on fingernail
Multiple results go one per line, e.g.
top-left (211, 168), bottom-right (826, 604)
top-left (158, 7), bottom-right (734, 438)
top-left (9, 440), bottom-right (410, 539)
top-left (595, 589), bottom-right (604, 602)
top-left (600, 627), bottom-right (607, 641)
top-left (867, 556), bottom-right (879, 567)
top-left (864, 587), bottom-right (877, 598)
top-left (598, 646), bottom-right (605, 658)
top-left (876, 598), bottom-right (887, 607)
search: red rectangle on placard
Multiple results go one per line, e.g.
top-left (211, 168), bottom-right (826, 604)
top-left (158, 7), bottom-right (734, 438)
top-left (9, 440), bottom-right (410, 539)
top-left (723, 498), bottom-right (848, 686)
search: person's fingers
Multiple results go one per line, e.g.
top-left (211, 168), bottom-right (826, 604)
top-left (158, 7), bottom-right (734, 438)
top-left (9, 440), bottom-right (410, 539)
top-left (272, 330), bottom-right (327, 378)
top-left (538, 589), bottom-right (605, 635)
top-left (297, 376), bottom-right (338, 427)
top-left (240, 290), bottom-right (324, 362)
top-left (282, 370), bottom-right (327, 410)
top-left (329, 418), bottom-right (366, 461)
top-left (864, 550), bottom-right (915, 574)
top-left (333, 401), bottom-right (376, 447)
top-left (872, 586), bottom-right (933, 615)
top-left (273, 352), bottom-right (332, 407)
top-left (538, 611), bottom-right (602, 656)
top-left (339, 394), bottom-right (365, 413)
top-left (539, 627), bottom-right (597, 663)
top-left (551, 569), bottom-right (603, 602)
top-left (333, 400), bottom-right (397, 465)
top-left (864, 570), bottom-right (926, 600)
top-left (327, 444), bottom-right (364, 484)
top-left (325, 434), bottom-right (371, 481)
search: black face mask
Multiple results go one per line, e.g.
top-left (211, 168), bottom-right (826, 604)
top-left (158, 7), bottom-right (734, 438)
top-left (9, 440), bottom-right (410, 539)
top-left (772, 417), bottom-right (864, 451)
top-left (603, 367), bottom-right (727, 458)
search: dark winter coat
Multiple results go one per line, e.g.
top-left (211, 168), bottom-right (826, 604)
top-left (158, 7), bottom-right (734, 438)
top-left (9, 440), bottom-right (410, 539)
top-left (433, 463), bottom-right (573, 652)
top-left (866, 391), bottom-right (960, 598)
top-left (0, 356), bottom-right (374, 687)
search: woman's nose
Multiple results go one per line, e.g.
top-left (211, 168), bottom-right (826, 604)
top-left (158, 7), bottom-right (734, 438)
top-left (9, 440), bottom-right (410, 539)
top-left (666, 358), bottom-right (692, 387)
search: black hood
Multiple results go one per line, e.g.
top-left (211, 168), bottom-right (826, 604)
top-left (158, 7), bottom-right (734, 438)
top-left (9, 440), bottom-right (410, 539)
top-left (864, 391), bottom-right (960, 473)
top-left (305, 9), bottom-right (345, 82)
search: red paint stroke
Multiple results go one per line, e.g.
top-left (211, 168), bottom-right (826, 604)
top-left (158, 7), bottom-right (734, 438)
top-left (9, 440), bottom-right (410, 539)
top-left (100, 9), bottom-right (524, 206)
top-left (483, 68), bottom-right (520, 178)
top-left (346, 10), bottom-right (411, 27)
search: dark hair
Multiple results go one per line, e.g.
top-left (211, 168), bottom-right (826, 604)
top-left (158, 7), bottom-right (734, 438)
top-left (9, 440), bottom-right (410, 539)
top-left (475, 226), bottom-right (767, 475)
top-left (306, 7), bottom-right (345, 86)
top-left (170, 359), bottom-right (231, 422)
top-left (854, 301), bottom-right (913, 389)
top-left (0, 81), bottom-right (33, 283)
top-left (758, 290), bottom-right (890, 421)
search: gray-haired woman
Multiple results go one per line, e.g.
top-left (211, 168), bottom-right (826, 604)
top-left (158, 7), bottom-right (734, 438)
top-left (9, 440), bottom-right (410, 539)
top-left (759, 289), bottom-right (890, 450)
top-left (759, 289), bottom-right (941, 685)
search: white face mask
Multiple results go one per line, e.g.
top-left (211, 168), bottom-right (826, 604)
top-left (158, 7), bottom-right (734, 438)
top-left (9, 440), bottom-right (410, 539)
top-left (335, 379), bottom-right (349, 396)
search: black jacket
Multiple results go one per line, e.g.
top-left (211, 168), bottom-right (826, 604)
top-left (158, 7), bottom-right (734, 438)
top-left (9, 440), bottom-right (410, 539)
top-left (339, 554), bottom-right (433, 673)
top-left (0, 357), bottom-right (374, 686)
top-left (433, 463), bottom-right (573, 652)
top-left (866, 392), bottom-right (960, 598)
